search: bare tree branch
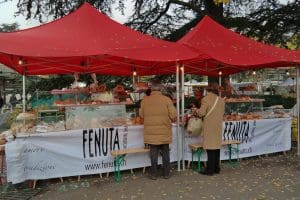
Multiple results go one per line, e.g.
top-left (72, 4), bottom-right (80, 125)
top-left (142, 1), bottom-right (172, 33)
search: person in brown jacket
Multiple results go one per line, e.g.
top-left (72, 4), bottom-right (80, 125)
top-left (193, 82), bottom-right (225, 176)
top-left (139, 80), bottom-right (177, 180)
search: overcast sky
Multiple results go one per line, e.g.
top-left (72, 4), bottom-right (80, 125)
top-left (0, 0), bottom-right (42, 28)
top-left (0, 0), bottom-right (131, 29)
top-left (0, 0), bottom-right (290, 30)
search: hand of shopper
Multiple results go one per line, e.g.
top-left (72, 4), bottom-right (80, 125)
top-left (191, 108), bottom-right (198, 117)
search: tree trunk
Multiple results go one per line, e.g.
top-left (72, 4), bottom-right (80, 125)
top-left (204, 0), bottom-right (224, 24)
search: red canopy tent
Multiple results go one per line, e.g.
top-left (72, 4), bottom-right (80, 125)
top-left (0, 3), bottom-right (207, 76)
top-left (178, 16), bottom-right (300, 158)
top-left (178, 16), bottom-right (300, 76)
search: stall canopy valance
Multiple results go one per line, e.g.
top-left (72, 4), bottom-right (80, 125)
top-left (178, 16), bottom-right (300, 76)
top-left (0, 3), bottom-right (207, 76)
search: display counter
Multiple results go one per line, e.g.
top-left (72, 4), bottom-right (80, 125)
top-left (5, 117), bottom-right (291, 184)
top-left (65, 104), bottom-right (127, 129)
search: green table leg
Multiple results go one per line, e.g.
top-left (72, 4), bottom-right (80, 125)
top-left (114, 155), bottom-right (125, 183)
top-left (229, 144), bottom-right (232, 162)
top-left (228, 144), bottom-right (240, 167)
top-left (237, 144), bottom-right (240, 161)
top-left (191, 148), bottom-right (202, 172)
top-left (196, 148), bottom-right (202, 172)
top-left (191, 150), bottom-right (194, 166)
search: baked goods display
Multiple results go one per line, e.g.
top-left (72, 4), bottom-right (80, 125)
top-left (98, 83), bottom-right (107, 92)
top-left (113, 85), bottom-right (125, 93)
top-left (134, 82), bottom-right (149, 92)
top-left (51, 83), bottom-right (131, 106)
top-left (0, 137), bottom-right (7, 145)
top-left (0, 131), bottom-right (8, 144)
top-left (224, 113), bottom-right (262, 121)
top-left (54, 99), bottom-right (76, 106)
top-left (91, 92), bottom-right (114, 103)
top-left (224, 111), bottom-right (291, 121)
top-left (225, 96), bottom-right (264, 103)
top-left (239, 84), bottom-right (256, 91)
top-left (223, 96), bottom-right (292, 121)
top-left (2, 77), bottom-right (292, 141)
top-left (65, 104), bottom-right (128, 130)
top-left (112, 85), bottom-right (130, 102)
top-left (51, 88), bottom-right (79, 95)
top-left (272, 110), bottom-right (292, 118)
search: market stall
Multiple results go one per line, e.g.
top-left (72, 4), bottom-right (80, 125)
top-left (6, 117), bottom-right (291, 184)
top-left (3, 82), bottom-right (294, 184)
top-left (0, 3), bottom-right (300, 186)
top-left (177, 15), bottom-right (300, 157)
top-left (0, 3), bottom-right (202, 175)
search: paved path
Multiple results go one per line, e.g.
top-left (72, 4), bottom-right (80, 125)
top-left (27, 148), bottom-right (300, 200)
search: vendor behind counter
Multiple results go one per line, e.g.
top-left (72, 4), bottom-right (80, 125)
top-left (186, 90), bottom-right (203, 109)
top-left (220, 78), bottom-right (236, 97)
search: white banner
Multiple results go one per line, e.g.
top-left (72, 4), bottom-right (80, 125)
top-left (184, 118), bottom-right (292, 161)
top-left (6, 118), bottom-right (291, 184)
top-left (6, 125), bottom-right (178, 184)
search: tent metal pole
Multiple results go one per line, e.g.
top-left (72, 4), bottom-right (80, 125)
top-left (219, 75), bottom-right (222, 96)
top-left (132, 75), bottom-right (135, 90)
top-left (296, 67), bottom-right (300, 157)
top-left (176, 65), bottom-right (181, 171)
top-left (181, 65), bottom-right (185, 170)
top-left (22, 73), bottom-right (26, 113)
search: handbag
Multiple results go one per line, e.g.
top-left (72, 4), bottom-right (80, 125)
top-left (187, 117), bottom-right (203, 136)
top-left (186, 96), bottom-right (219, 136)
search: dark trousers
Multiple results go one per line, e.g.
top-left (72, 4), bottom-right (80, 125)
top-left (206, 149), bottom-right (220, 174)
top-left (149, 144), bottom-right (170, 177)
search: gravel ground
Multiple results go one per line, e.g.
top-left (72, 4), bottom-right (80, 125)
top-left (24, 146), bottom-right (300, 200)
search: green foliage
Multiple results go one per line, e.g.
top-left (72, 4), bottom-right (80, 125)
top-left (185, 95), bottom-right (296, 110)
top-left (184, 96), bottom-right (196, 109)
top-left (0, 22), bottom-right (19, 32)
top-left (27, 75), bottom-right (74, 92)
top-left (30, 92), bottom-right (57, 109)
top-left (27, 75), bottom-right (133, 92)
top-left (190, 75), bottom-right (207, 82)
top-left (97, 75), bottom-right (132, 90)
top-left (286, 34), bottom-right (300, 50)
top-left (256, 95), bottom-right (296, 109)
top-left (5, 108), bottom-right (22, 127)
top-left (15, 0), bottom-right (118, 21)
top-left (241, 1), bottom-right (300, 47)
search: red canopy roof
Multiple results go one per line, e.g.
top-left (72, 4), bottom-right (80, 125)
top-left (178, 16), bottom-right (300, 76)
top-left (0, 3), bottom-right (204, 76)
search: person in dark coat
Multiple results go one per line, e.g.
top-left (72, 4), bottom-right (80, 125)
top-left (10, 94), bottom-right (17, 107)
top-left (191, 90), bottom-right (202, 109)
top-left (0, 94), bottom-right (3, 109)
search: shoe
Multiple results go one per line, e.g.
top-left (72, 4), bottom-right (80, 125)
top-left (199, 170), bottom-right (213, 176)
top-left (148, 174), bottom-right (157, 180)
top-left (214, 169), bottom-right (220, 174)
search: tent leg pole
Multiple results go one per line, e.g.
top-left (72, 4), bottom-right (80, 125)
top-left (296, 67), bottom-right (300, 157)
top-left (22, 74), bottom-right (26, 113)
top-left (181, 65), bottom-right (185, 170)
top-left (132, 75), bottom-right (135, 90)
top-left (219, 75), bottom-right (222, 96)
top-left (176, 65), bottom-right (181, 171)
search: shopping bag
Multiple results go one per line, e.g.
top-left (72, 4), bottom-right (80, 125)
top-left (186, 117), bottom-right (203, 136)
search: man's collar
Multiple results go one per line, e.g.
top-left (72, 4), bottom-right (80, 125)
top-left (151, 91), bottom-right (162, 95)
